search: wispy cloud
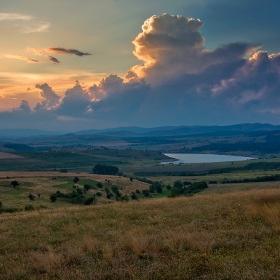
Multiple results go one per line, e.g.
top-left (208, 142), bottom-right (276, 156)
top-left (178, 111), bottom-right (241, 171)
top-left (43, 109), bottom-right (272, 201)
top-left (46, 56), bottom-right (60, 63)
top-left (3, 54), bottom-right (39, 63)
top-left (0, 13), bottom-right (32, 21)
top-left (22, 23), bottom-right (50, 33)
top-left (45, 48), bottom-right (91, 57)
top-left (0, 12), bottom-right (50, 33)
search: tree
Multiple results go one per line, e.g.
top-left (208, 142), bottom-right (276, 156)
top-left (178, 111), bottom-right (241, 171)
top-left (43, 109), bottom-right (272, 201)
top-left (28, 193), bottom-right (35, 201)
top-left (174, 180), bottom-right (183, 188)
top-left (97, 182), bottom-right (103, 188)
top-left (50, 194), bottom-right (57, 202)
top-left (169, 187), bottom-right (180, 198)
top-left (84, 184), bottom-right (91, 191)
top-left (131, 192), bottom-right (138, 200)
top-left (11, 180), bottom-right (19, 188)
top-left (73, 177), bottom-right (79, 184)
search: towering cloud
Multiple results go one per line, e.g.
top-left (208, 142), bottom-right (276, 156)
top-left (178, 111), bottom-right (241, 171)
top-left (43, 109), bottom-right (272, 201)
top-left (35, 83), bottom-right (61, 110)
top-left (126, 14), bottom-right (257, 84)
top-left (2, 13), bottom-right (280, 129)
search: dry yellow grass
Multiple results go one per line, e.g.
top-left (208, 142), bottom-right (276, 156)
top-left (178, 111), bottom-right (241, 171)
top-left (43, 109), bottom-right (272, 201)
top-left (0, 188), bottom-right (280, 279)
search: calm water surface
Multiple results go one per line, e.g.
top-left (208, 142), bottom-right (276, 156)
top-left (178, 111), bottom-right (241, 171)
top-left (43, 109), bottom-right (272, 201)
top-left (161, 153), bottom-right (256, 164)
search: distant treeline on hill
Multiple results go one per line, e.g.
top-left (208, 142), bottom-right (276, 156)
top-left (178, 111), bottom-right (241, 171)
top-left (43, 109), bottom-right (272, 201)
top-left (221, 174), bottom-right (280, 184)
top-left (191, 142), bottom-right (280, 153)
top-left (3, 143), bottom-right (33, 151)
top-left (92, 164), bottom-right (119, 175)
top-left (134, 161), bottom-right (280, 177)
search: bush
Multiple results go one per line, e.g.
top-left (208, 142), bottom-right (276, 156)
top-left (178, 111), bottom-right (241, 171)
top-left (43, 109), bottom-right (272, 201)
top-left (131, 192), bottom-right (138, 200)
top-left (169, 187), bottom-right (180, 198)
top-left (174, 180), bottom-right (183, 188)
top-left (73, 177), bottom-right (79, 184)
top-left (186, 181), bottom-right (208, 194)
top-left (25, 204), bottom-right (35, 211)
top-left (28, 193), bottom-right (36, 201)
top-left (166, 185), bottom-right (172, 190)
top-left (11, 180), bottom-right (19, 188)
top-left (50, 194), bottom-right (57, 202)
top-left (97, 182), bottom-right (103, 188)
top-left (84, 184), bottom-right (91, 191)
top-left (121, 194), bottom-right (129, 202)
top-left (84, 196), bottom-right (96, 205)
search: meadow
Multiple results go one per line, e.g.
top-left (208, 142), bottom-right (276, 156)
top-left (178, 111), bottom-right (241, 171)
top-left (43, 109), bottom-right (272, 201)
top-left (0, 148), bottom-right (280, 279)
top-left (0, 188), bottom-right (279, 279)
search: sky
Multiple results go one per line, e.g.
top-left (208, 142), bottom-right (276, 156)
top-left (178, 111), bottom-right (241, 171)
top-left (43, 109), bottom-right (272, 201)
top-left (1, 0), bottom-right (280, 131)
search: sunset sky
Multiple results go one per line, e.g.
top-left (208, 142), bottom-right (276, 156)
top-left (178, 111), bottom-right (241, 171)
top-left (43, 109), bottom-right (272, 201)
top-left (1, 0), bottom-right (280, 131)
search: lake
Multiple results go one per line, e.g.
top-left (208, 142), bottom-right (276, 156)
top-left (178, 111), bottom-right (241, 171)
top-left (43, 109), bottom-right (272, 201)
top-left (161, 153), bottom-right (256, 164)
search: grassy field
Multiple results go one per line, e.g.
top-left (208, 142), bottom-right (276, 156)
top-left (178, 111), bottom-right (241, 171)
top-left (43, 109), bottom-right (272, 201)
top-left (0, 172), bottom-right (150, 209)
top-left (0, 149), bottom-right (169, 172)
top-left (0, 149), bottom-right (280, 278)
top-left (0, 188), bottom-right (279, 279)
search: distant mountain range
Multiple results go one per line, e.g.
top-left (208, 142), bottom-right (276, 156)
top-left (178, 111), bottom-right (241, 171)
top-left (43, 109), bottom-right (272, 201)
top-left (1, 123), bottom-right (280, 138)
top-left (74, 123), bottom-right (280, 137)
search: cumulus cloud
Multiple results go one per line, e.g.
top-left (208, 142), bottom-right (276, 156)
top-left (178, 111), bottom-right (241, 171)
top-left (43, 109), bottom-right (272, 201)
top-left (126, 13), bottom-right (257, 85)
top-left (2, 13), bottom-right (280, 129)
top-left (13, 100), bottom-right (31, 112)
top-left (3, 54), bottom-right (38, 63)
top-left (35, 83), bottom-right (61, 110)
top-left (45, 48), bottom-right (91, 57)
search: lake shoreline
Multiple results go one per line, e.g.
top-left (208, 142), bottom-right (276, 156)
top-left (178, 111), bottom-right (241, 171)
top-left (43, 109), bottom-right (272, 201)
top-left (161, 153), bottom-right (256, 164)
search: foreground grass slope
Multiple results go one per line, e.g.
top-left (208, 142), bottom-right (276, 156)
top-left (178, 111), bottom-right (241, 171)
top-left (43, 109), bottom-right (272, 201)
top-left (0, 188), bottom-right (280, 279)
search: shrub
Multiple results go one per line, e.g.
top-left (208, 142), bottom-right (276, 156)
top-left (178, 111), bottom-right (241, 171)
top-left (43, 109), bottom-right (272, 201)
top-left (97, 182), bottom-right (103, 188)
top-left (73, 177), bottom-right (79, 184)
top-left (25, 204), bottom-right (35, 211)
top-left (84, 184), bottom-right (91, 191)
top-left (28, 193), bottom-right (36, 201)
top-left (11, 180), bottom-right (19, 188)
top-left (169, 187), bottom-right (180, 198)
top-left (131, 192), bottom-right (138, 200)
top-left (50, 194), bottom-right (57, 202)
top-left (84, 196), bottom-right (96, 205)
top-left (166, 185), bottom-right (172, 190)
